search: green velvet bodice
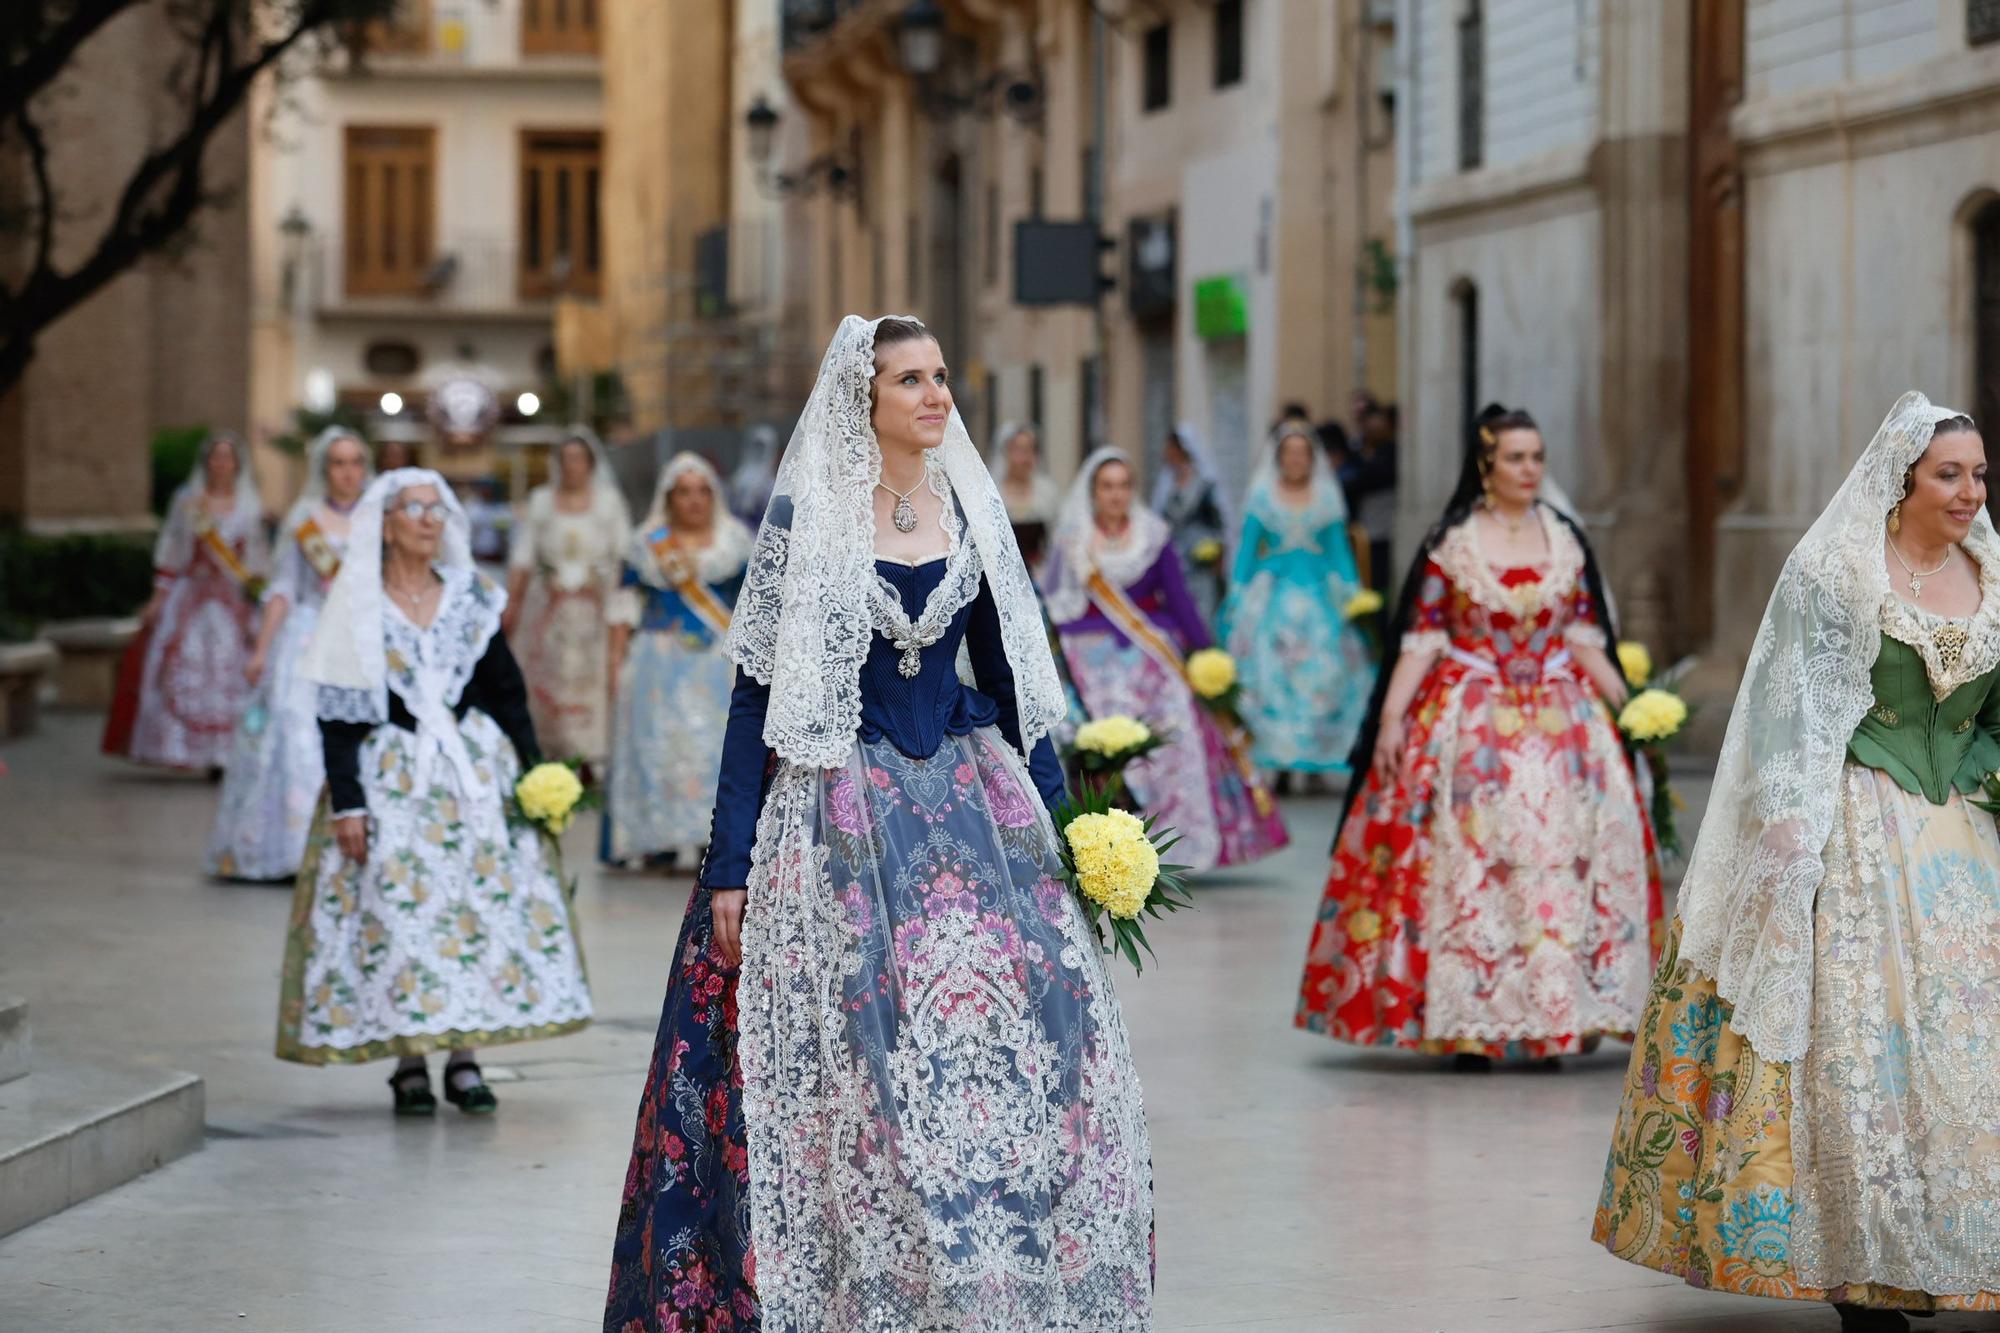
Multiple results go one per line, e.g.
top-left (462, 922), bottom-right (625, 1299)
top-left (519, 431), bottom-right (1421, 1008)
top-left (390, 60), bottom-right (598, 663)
top-left (1846, 630), bottom-right (2000, 804)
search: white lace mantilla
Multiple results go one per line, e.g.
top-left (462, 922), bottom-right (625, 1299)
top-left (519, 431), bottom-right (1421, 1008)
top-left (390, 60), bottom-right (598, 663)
top-left (1676, 391), bottom-right (1985, 1065)
top-left (1043, 446), bottom-right (1173, 624)
top-left (728, 315), bottom-right (1066, 769)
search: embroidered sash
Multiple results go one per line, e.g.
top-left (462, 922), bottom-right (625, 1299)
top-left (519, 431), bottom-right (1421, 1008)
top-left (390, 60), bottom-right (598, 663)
top-left (1085, 571), bottom-right (1271, 813)
top-left (194, 513), bottom-right (255, 592)
top-left (295, 516), bottom-right (341, 582)
top-left (648, 528), bottom-right (732, 638)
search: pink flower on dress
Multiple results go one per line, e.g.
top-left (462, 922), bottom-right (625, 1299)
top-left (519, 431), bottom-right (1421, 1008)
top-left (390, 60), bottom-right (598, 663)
top-left (826, 774), bottom-right (867, 838)
top-left (980, 761), bottom-right (1039, 829)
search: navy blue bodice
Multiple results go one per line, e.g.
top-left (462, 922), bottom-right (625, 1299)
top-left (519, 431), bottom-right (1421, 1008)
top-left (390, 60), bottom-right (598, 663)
top-left (700, 558), bottom-right (1067, 889)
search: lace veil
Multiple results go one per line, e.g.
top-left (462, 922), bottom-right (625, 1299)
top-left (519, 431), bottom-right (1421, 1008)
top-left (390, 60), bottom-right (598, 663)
top-left (280, 426), bottom-right (374, 535)
top-left (1245, 421), bottom-right (1350, 529)
top-left (1677, 390), bottom-right (1978, 1062)
top-left (728, 314), bottom-right (1066, 769)
top-left (629, 451), bottom-right (753, 588)
top-left (1042, 446), bottom-right (1174, 624)
top-left (301, 467), bottom-right (477, 724)
top-left (156, 431), bottom-right (262, 573)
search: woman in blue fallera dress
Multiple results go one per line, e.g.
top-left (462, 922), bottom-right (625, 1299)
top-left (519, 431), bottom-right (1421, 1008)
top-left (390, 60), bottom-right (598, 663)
top-left (1218, 422), bottom-right (1375, 781)
top-left (604, 316), bottom-right (1155, 1333)
top-left (603, 452), bottom-right (752, 867)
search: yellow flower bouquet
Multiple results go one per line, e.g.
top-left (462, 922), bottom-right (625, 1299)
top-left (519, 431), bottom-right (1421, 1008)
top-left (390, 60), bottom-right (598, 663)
top-left (514, 759), bottom-right (593, 836)
top-left (1057, 784), bottom-right (1193, 974)
top-left (1342, 588), bottom-right (1384, 621)
top-left (1186, 647), bottom-right (1236, 699)
top-left (1612, 643), bottom-right (1693, 859)
top-left (1064, 714), bottom-right (1171, 810)
top-left (1190, 538), bottom-right (1224, 567)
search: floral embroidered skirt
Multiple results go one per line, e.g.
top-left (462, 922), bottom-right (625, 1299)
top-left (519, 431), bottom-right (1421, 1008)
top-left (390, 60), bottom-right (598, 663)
top-left (1222, 570), bottom-right (1374, 774)
top-left (605, 630), bottom-right (733, 864)
top-left (112, 563), bottom-right (253, 770)
top-left (604, 889), bottom-right (757, 1332)
top-left (736, 729), bottom-right (1154, 1332)
top-left (1595, 766), bottom-right (2000, 1310)
top-left (275, 710), bottom-right (593, 1063)
top-left (207, 602), bottom-right (324, 880)
top-left (518, 576), bottom-right (613, 766)
top-left (1061, 628), bottom-right (1288, 873)
top-left (1295, 665), bottom-right (1660, 1058)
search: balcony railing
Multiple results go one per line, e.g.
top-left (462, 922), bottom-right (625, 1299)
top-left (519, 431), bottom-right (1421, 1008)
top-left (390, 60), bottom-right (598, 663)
top-left (303, 233), bottom-right (596, 316)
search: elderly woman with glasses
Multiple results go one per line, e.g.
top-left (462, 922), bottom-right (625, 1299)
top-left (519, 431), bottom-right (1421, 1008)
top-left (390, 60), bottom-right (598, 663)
top-left (276, 469), bottom-right (593, 1116)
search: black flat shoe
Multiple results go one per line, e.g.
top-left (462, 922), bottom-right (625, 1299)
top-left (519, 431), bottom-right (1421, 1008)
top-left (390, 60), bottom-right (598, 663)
top-left (1449, 1053), bottom-right (1493, 1073)
top-left (388, 1067), bottom-right (436, 1117)
top-left (1835, 1304), bottom-right (1910, 1332)
top-left (443, 1060), bottom-right (498, 1115)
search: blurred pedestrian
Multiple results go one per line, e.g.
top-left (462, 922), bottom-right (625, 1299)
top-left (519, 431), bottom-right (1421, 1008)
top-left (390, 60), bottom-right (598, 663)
top-left (503, 427), bottom-right (631, 767)
top-left (1152, 422), bottom-right (1231, 624)
top-left (1295, 403), bottom-right (1658, 1067)
top-left (279, 468), bottom-right (591, 1112)
top-left (1049, 447), bottom-right (1288, 873)
top-left (1347, 398), bottom-right (1399, 593)
top-left (206, 427), bottom-right (373, 880)
top-left (602, 452), bottom-right (750, 868)
top-left (103, 431), bottom-right (267, 773)
top-left (988, 420), bottom-right (1061, 574)
top-left (605, 316), bottom-right (1153, 1332)
top-left (1219, 423), bottom-right (1375, 788)
top-left (726, 423), bottom-right (780, 527)
top-left (1596, 394), bottom-right (2000, 1329)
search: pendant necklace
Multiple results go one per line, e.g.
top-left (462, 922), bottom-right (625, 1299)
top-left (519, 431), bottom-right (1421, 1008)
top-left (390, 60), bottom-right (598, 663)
top-left (1889, 538), bottom-right (1953, 599)
top-left (1485, 500), bottom-right (1529, 536)
top-left (879, 472), bottom-right (925, 534)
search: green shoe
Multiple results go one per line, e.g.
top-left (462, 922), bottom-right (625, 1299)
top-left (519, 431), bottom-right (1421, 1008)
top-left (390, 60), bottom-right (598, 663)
top-left (388, 1067), bottom-right (436, 1117)
top-left (443, 1061), bottom-right (498, 1115)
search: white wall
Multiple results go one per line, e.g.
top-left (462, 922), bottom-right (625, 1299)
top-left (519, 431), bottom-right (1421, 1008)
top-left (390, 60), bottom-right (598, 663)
top-left (1409, 0), bottom-right (1601, 185)
top-left (1745, 0), bottom-right (1942, 99)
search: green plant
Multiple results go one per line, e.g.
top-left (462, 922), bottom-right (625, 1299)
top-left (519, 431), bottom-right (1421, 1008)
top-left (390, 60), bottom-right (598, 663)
top-left (150, 424), bottom-right (210, 516)
top-left (1360, 237), bottom-right (1399, 314)
top-left (0, 527), bottom-right (156, 634)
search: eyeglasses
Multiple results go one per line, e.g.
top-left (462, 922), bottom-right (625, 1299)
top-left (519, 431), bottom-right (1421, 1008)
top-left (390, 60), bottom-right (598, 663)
top-left (393, 500), bottom-right (450, 523)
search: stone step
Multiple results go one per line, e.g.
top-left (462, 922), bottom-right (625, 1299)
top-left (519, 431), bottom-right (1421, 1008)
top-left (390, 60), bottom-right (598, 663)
top-left (0, 997), bottom-right (28, 1084)
top-left (0, 1058), bottom-right (203, 1238)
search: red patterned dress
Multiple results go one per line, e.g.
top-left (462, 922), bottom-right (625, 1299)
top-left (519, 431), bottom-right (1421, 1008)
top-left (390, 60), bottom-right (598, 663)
top-left (1294, 510), bottom-right (1662, 1059)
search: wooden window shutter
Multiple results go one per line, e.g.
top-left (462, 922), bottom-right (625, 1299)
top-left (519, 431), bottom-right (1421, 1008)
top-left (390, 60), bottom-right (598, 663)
top-left (519, 130), bottom-right (603, 299)
top-left (343, 126), bottom-right (436, 297)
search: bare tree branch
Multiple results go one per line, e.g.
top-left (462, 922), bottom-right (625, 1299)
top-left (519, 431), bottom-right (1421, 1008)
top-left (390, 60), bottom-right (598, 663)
top-left (0, 0), bottom-right (144, 128)
top-left (0, 0), bottom-right (384, 394)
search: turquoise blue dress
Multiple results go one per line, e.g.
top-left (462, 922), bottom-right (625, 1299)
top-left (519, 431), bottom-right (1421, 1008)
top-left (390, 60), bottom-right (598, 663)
top-left (1218, 482), bottom-right (1375, 774)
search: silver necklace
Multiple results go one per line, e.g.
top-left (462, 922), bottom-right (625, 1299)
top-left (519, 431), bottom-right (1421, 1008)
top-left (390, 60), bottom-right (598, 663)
top-left (878, 472), bottom-right (925, 534)
top-left (1889, 538), bottom-right (1954, 599)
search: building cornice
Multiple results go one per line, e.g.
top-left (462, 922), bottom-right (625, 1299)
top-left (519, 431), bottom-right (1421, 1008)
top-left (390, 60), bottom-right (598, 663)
top-left (324, 58), bottom-right (601, 89)
top-left (1733, 47), bottom-right (2000, 164)
top-left (1402, 142), bottom-right (1595, 225)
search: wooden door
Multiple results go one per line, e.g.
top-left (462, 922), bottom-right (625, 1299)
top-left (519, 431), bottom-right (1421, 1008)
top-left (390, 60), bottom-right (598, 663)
top-left (344, 126), bottom-right (435, 297)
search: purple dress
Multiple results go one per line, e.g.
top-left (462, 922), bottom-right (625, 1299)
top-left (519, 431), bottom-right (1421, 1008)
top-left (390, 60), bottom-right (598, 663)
top-left (1054, 542), bottom-right (1288, 872)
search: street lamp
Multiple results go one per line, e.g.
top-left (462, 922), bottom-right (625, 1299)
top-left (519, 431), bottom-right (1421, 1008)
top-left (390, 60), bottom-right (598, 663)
top-left (516, 391), bottom-right (541, 417)
top-left (891, 2), bottom-right (1042, 125)
top-left (279, 205), bottom-right (313, 313)
top-left (746, 95), bottom-right (780, 169)
top-left (896, 0), bottom-right (947, 78)
top-left (743, 97), bottom-right (861, 200)
top-left (380, 391), bottom-right (404, 416)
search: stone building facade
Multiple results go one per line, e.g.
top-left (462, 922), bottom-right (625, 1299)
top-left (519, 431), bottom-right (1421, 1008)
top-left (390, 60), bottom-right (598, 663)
top-left (1395, 0), bottom-right (2000, 678)
top-left (0, 7), bottom-right (252, 533)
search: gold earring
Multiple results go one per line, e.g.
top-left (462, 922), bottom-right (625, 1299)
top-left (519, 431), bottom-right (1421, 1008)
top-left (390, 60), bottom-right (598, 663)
top-left (1889, 501), bottom-right (1902, 534)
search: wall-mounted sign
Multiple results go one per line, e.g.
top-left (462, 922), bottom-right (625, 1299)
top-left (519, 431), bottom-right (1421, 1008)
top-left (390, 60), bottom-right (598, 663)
top-left (1193, 274), bottom-right (1248, 341)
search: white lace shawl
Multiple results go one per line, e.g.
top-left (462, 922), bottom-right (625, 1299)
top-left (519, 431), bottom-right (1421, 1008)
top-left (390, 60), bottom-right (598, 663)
top-left (727, 314), bottom-right (1067, 769)
top-left (301, 468), bottom-right (486, 724)
top-left (1042, 446), bottom-right (1174, 624)
top-left (1677, 391), bottom-right (1986, 1063)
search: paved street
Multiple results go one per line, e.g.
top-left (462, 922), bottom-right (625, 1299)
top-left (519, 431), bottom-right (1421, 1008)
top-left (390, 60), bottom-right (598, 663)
top-left (0, 717), bottom-right (1987, 1332)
